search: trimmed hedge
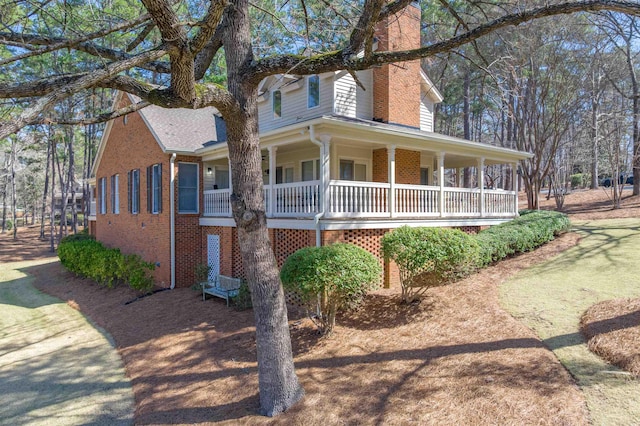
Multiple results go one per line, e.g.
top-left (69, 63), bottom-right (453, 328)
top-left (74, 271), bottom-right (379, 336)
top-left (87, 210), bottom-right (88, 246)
top-left (475, 210), bottom-right (571, 267)
top-left (58, 233), bottom-right (155, 292)
top-left (281, 243), bottom-right (382, 334)
top-left (380, 210), bottom-right (570, 302)
top-left (381, 227), bottom-right (480, 303)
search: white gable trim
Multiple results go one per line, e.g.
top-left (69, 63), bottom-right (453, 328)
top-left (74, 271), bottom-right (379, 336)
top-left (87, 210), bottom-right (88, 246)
top-left (420, 70), bottom-right (444, 104)
top-left (90, 91), bottom-right (122, 177)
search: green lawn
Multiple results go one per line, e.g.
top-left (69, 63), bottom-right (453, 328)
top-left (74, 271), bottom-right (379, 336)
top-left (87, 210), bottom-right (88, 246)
top-left (501, 218), bottom-right (640, 425)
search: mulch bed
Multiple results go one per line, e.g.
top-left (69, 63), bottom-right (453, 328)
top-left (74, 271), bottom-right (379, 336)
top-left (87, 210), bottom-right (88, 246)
top-left (581, 298), bottom-right (640, 378)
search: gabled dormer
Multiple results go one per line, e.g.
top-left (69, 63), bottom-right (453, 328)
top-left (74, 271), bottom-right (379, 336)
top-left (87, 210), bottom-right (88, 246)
top-left (256, 2), bottom-right (442, 134)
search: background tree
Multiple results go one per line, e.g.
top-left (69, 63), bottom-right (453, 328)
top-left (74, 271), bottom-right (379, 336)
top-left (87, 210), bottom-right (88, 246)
top-left (2, 0), bottom-right (640, 416)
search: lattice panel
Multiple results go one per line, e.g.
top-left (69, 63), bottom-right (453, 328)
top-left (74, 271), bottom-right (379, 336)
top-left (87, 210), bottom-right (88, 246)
top-left (453, 226), bottom-right (481, 235)
top-left (274, 229), bottom-right (314, 268)
top-left (232, 227), bottom-right (244, 279)
top-left (342, 229), bottom-right (387, 262)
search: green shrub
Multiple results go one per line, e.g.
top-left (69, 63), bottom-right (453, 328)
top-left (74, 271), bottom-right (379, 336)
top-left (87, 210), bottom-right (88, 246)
top-left (280, 243), bottom-right (382, 334)
top-left (232, 280), bottom-right (253, 311)
top-left (381, 227), bottom-right (480, 303)
top-left (475, 210), bottom-right (570, 267)
top-left (58, 237), bottom-right (155, 293)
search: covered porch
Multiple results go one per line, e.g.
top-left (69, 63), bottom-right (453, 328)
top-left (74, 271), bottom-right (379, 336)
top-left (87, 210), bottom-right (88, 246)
top-left (198, 116), bottom-right (528, 222)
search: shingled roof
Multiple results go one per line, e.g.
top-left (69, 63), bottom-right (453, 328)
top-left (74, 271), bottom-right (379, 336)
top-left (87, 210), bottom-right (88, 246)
top-left (127, 93), bottom-right (226, 153)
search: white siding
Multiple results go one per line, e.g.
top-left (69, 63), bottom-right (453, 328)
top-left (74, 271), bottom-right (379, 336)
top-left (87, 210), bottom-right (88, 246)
top-left (334, 71), bottom-right (357, 117)
top-left (355, 69), bottom-right (373, 120)
top-left (420, 93), bottom-right (435, 132)
top-left (258, 75), bottom-right (334, 132)
top-left (333, 70), bottom-right (373, 120)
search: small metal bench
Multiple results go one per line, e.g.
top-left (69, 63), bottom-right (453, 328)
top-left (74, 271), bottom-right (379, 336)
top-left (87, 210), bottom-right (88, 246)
top-left (201, 275), bottom-right (242, 306)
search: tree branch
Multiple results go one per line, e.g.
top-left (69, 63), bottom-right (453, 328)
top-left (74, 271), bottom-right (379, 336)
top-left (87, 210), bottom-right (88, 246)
top-left (247, 0), bottom-right (640, 84)
top-left (37, 101), bottom-right (151, 125)
top-left (141, 0), bottom-right (195, 101)
top-left (0, 49), bottom-right (167, 140)
top-left (0, 14), bottom-right (152, 67)
top-left (0, 31), bottom-right (171, 74)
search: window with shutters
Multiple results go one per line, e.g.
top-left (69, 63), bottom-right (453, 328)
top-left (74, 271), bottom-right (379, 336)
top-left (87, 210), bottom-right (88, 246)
top-left (110, 174), bottom-right (119, 214)
top-left (178, 162), bottom-right (198, 213)
top-left (128, 169), bottom-right (140, 214)
top-left (99, 177), bottom-right (107, 214)
top-left (147, 163), bottom-right (162, 214)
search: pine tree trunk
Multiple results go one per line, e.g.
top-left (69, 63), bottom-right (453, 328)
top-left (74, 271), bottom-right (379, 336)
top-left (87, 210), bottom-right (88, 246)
top-left (223, 0), bottom-right (303, 416)
top-left (10, 137), bottom-right (17, 240)
top-left (40, 136), bottom-right (51, 239)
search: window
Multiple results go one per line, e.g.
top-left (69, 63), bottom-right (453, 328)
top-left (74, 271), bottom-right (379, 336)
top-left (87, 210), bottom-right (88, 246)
top-left (99, 177), bottom-right (107, 214)
top-left (307, 75), bottom-right (319, 108)
top-left (301, 159), bottom-right (320, 181)
top-left (128, 169), bottom-right (140, 214)
top-left (275, 166), bottom-right (294, 184)
top-left (339, 160), bottom-right (366, 181)
top-left (420, 168), bottom-right (430, 185)
top-left (147, 163), bottom-right (162, 214)
top-left (110, 174), bottom-right (119, 214)
top-left (178, 163), bottom-right (199, 213)
top-left (273, 90), bottom-right (282, 119)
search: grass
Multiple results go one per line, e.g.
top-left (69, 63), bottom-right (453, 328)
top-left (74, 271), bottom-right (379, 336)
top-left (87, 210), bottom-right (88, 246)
top-left (500, 218), bottom-right (640, 425)
top-left (0, 257), bottom-right (134, 425)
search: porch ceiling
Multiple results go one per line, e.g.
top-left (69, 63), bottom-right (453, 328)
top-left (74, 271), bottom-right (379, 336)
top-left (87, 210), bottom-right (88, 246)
top-left (198, 115), bottom-right (531, 165)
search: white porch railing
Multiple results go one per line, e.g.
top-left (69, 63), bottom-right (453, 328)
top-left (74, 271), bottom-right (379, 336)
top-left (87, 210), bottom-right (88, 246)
top-left (394, 184), bottom-right (440, 217)
top-left (204, 188), bottom-right (232, 216)
top-left (443, 187), bottom-right (480, 217)
top-left (202, 181), bottom-right (517, 219)
top-left (273, 180), bottom-right (320, 217)
top-left (328, 180), bottom-right (389, 217)
top-left (483, 189), bottom-right (516, 217)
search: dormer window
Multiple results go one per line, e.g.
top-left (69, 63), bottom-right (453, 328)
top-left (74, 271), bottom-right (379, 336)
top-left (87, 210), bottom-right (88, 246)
top-left (308, 75), bottom-right (319, 108)
top-left (273, 90), bottom-right (282, 119)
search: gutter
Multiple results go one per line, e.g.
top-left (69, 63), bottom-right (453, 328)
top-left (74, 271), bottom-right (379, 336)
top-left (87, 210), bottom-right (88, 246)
top-left (309, 125), bottom-right (327, 247)
top-left (170, 153), bottom-right (176, 289)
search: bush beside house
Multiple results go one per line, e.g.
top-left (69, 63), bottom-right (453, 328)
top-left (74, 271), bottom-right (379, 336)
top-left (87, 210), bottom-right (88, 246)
top-left (381, 227), bottom-right (480, 303)
top-left (58, 232), bottom-right (155, 292)
top-left (280, 243), bottom-right (382, 334)
top-left (382, 210), bottom-right (571, 303)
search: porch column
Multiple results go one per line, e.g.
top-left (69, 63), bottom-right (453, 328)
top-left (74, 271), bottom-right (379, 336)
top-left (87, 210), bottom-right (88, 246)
top-left (320, 136), bottom-right (331, 215)
top-left (268, 146), bottom-right (277, 217)
top-left (227, 157), bottom-right (233, 217)
top-left (478, 157), bottom-right (485, 217)
top-left (438, 152), bottom-right (445, 217)
top-left (512, 162), bottom-right (519, 216)
top-left (388, 145), bottom-right (396, 218)
top-left (457, 167), bottom-right (464, 188)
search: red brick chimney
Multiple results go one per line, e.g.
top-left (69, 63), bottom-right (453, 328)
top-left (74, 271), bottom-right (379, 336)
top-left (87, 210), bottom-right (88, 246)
top-left (372, 2), bottom-right (421, 128)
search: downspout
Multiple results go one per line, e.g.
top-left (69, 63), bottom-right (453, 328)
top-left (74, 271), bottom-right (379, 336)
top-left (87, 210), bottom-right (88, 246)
top-left (170, 153), bottom-right (176, 289)
top-left (309, 125), bottom-right (326, 247)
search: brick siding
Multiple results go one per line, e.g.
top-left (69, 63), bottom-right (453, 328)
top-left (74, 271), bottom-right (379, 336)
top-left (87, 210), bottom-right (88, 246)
top-left (373, 3), bottom-right (421, 128)
top-left (95, 95), bottom-right (172, 287)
